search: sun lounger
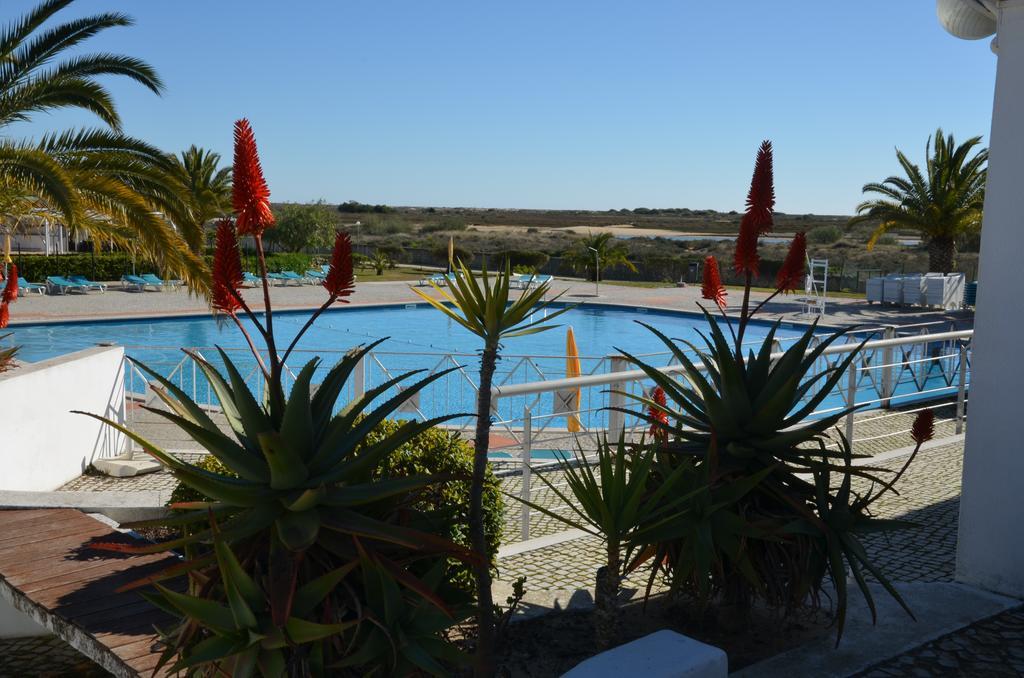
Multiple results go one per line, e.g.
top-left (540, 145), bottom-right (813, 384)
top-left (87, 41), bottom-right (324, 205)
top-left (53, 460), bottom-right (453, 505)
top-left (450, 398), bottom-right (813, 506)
top-left (417, 273), bottom-right (447, 287)
top-left (141, 273), bottom-right (181, 289)
top-left (532, 274), bottom-right (553, 286)
top-left (69, 275), bottom-right (107, 293)
top-left (305, 269), bottom-right (327, 281)
top-left (46, 276), bottom-right (89, 294)
top-left (121, 274), bottom-right (158, 292)
top-left (17, 277), bottom-right (45, 296)
top-left (242, 271), bottom-right (261, 288)
top-left (510, 274), bottom-right (535, 289)
top-left (268, 270), bottom-right (307, 286)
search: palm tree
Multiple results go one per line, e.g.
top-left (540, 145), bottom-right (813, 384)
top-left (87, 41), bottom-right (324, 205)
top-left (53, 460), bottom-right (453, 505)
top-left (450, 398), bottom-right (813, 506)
top-left (166, 146), bottom-right (233, 253)
top-left (565, 231), bottom-right (637, 281)
top-left (0, 0), bottom-right (207, 287)
top-left (850, 129), bottom-right (987, 273)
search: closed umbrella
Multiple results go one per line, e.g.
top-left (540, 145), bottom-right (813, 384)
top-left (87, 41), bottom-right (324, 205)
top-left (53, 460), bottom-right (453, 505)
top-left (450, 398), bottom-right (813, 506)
top-left (448, 235), bottom-right (455, 273)
top-left (566, 326), bottom-right (581, 432)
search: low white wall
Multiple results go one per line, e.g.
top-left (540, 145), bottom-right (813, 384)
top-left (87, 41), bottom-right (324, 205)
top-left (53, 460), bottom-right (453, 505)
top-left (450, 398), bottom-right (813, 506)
top-left (0, 596), bottom-right (45, 638)
top-left (0, 346), bottom-right (126, 491)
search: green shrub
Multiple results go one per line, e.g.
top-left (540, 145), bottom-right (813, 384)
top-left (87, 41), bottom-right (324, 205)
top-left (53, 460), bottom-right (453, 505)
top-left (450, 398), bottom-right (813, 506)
top-left (360, 214), bottom-right (411, 235)
top-left (170, 419), bottom-right (503, 596)
top-left (14, 253), bottom-right (157, 282)
top-left (875, 234), bottom-right (899, 246)
top-left (502, 249), bottom-right (550, 271)
top-left (420, 217), bottom-right (468, 233)
top-left (431, 243), bottom-right (473, 265)
top-left (807, 225), bottom-right (843, 244)
top-left (263, 251), bottom-right (312, 273)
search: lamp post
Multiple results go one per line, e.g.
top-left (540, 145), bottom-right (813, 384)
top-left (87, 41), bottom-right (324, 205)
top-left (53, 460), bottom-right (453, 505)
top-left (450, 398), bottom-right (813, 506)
top-left (588, 246), bottom-right (600, 296)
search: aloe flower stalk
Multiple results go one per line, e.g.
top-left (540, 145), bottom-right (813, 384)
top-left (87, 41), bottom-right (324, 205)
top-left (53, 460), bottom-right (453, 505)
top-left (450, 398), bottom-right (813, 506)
top-left (775, 232), bottom-right (807, 293)
top-left (211, 221), bottom-right (243, 315)
top-left (232, 119), bottom-right (275, 237)
top-left (1, 264), bottom-right (17, 304)
top-left (700, 255), bottom-right (728, 310)
top-left (733, 140), bottom-right (775, 352)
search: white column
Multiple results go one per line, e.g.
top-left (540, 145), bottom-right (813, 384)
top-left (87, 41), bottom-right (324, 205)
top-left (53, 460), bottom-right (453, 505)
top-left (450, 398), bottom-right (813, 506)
top-left (956, 0), bottom-right (1024, 597)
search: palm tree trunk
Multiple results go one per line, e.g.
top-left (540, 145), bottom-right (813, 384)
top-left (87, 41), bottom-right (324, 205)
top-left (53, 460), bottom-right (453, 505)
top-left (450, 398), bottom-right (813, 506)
top-left (928, 236), bottom-right (956, 273)
top-left (594, 541), bottom-right (621, 649)
top-left (471, 344), bottom-right (499, 677)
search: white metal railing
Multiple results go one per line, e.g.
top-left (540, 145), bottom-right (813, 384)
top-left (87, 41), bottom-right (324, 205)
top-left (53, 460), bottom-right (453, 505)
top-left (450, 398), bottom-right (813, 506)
top-left (492, 328), bottom-right (973, 541)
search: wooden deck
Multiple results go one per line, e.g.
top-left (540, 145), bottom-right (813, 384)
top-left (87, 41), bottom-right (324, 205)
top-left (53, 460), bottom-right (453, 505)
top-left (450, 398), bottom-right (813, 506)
top-left (0, 509), bottom-right (180, 677)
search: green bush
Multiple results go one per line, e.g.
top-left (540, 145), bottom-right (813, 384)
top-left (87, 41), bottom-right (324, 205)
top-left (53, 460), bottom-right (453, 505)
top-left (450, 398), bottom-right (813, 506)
top-left (807, 225), bottom-right (843, 244)
top-left (420, 217), bottom-right (468, 233)
top-left (431, 243), bottom-right (473, 265)
top-left (14, 253), bottom-right (157, 282)
top-left (171, 419), bottom-right (503, 596)
top-left (502, 249), bottom-right (550, 271)
top-left (263, 251), bottom-right (312, 273)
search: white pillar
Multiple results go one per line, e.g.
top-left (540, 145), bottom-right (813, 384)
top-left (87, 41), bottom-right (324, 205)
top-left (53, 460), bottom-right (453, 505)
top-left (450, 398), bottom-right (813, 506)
top-left (955, 0), bottom-right (1024, 597)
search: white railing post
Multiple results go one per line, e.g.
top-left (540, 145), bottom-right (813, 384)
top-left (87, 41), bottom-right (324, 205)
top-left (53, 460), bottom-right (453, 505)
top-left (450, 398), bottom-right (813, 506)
top-left (520, 405), bottom-right (532, 542)
top-left (881, 326), bottom-right (895, 409)
top-left (845, 361), bottom-right (857, 447)
top-left (606, 356), bottom-right (628, 437)
top-left (956, 342), bottom-right (968, 435)
top-left (354, 351), bottom-right (366, 398)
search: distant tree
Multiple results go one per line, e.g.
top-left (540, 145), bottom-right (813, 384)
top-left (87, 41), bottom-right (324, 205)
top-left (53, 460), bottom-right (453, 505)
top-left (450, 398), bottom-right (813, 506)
top-left (369, 249), bottom-right (392, 275)
top-left (849, 129), bottom-right (987, 272)
top-left (564, 231), bottom-right (637, 281)
top-left (337, 200), bottom-right (391, 214)
top-left (266, 201), bottom-right (335, 252)
top-left (166, 146), bottom-right (232, 252)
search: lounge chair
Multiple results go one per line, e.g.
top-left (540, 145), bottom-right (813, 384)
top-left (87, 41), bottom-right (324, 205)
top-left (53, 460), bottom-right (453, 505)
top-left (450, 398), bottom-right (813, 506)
top-left (142, 273), bottom-right (182, 290)
top-left (445, 272), bottom-right (464, 286)
top-left (417, 273), bottom-right (447, 287)
top-left (510, 274), bottom-right (535, 290)
top-left (305, 269), bottom-right (327, 281)
top-left (69, 275), bottom-right (107, 293)
top-left (121, 274), bottom-right (158, 292)
top-left (46, 276), bottom-right (89, 294)
top-left (242, 271), bottom-right (261, 288)
top-left (17, 277), bottom-right (46, 296)
top-left (268, 270), bottom-right (307, 286)
top-left (532, 274), bottom-right (553, 286)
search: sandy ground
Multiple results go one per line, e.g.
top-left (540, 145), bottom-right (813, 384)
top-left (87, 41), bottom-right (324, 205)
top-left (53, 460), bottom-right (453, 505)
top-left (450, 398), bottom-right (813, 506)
top-left (466, 223), bottom-right (769, 239)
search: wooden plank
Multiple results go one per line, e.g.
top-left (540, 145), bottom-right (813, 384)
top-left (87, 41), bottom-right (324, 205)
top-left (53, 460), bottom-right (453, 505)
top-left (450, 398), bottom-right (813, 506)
top-left (0, 509), bottom-right (178, 677)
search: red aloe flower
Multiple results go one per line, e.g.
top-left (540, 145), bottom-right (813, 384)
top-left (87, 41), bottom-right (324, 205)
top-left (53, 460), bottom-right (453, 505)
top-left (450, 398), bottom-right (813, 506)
top-left (911, 409), bottom-right (935, 445)
top-left (323, 231), bottom-right (355, 301)
top-left (648, 386), bottom-right (669, 439)
top-left (775, 232), bottom-right (807, 293)
top-left (211, 220), bottom-right (244, 315)
top-left (701, 256), bottom-right (728, 309)
top-left (734, 140), bottom-right (775, 276)
top-left (745, 140), bottom-right (775, 234)
top-left (232, 119), bottom-right (275, 236)
top-left (1, 264), bottom-right (18, 304)
top-left (734, 215), bottom-right (760, 277)
top-left (0, 301), bottom-right (8, 328)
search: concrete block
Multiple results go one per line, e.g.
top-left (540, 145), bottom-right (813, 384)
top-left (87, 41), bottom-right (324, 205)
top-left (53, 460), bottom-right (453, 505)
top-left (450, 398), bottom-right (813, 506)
top-left (562, 630), bottom-right (727, 677)
top-left (92, 456), bottom-right (162, 477)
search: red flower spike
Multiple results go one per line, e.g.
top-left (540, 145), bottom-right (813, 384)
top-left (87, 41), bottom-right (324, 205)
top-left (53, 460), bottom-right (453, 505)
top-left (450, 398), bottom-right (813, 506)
top-left (648, 386), bottom-right (669, 439)
top-left (1, 264), bottom-right (17, 304)
top-left (232, 119), bottom-right (275, 236)
top-left (775, 232), bottom-right (807, 293)
top-left (323, 231), bottom-right (356, 301)
top-left (745, 140), bottom-right (775, 234)
top-left (911, 409), bottom-right (935, 445)
top-left (734, 215), bottom-right (760, 277)
top-left (0, 302), bottom-right (9, 329)
top-left (701, 256), bottom-right (728, 309)
top-left (211, 220), bottom-right (244, 315)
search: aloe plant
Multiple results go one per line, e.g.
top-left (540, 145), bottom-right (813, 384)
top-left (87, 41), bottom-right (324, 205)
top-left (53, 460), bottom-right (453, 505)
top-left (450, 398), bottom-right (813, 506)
top-left (613, 141), bottom-right (927, 642)
top-left (77, 120), bottom-right (480, 675)
top-left (412, 259), bottom-right (568, 676)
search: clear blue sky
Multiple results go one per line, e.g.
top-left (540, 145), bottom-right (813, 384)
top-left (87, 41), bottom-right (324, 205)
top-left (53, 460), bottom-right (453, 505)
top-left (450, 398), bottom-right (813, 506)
top-left (6, 0), bottom-right (999, 215)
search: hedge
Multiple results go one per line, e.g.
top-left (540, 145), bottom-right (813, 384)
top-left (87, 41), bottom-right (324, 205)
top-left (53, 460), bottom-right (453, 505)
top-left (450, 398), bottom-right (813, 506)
top-left (13, 253), bottom-right (156, 282)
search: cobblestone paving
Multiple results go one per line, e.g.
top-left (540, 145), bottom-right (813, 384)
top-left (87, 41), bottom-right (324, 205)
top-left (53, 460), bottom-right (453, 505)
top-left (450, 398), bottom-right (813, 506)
top-left (854, 605), bottom-right (1024, 677)
top-left (0, 635), bottom-right (110, 677)
top-left (496, 442), bottom-right (965, 591)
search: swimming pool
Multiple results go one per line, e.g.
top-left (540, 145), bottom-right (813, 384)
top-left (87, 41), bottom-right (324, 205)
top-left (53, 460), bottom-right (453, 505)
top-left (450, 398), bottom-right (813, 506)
top-left (4, 303), bottom-right (965, 443)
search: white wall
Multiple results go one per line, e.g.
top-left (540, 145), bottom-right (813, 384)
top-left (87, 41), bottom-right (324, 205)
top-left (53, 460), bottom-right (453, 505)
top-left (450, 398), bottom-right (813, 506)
top-left (0, 346), bottom-right (126, 491)
top-left (0, 596), bottom-right (45, 638)
top-left (955, 0), bottom-right (1024, 598)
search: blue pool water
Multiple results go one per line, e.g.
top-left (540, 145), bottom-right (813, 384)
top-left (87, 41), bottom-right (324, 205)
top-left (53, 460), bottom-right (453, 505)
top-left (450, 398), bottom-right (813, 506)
top-left (3, 303), bottom-right (965, 443)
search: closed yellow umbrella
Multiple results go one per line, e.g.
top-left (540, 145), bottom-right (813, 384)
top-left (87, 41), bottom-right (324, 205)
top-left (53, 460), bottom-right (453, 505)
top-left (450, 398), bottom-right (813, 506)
top-left (566, 326), bottom-right (581, 432)
top-left (448, 235), bottom-right (455, 271)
